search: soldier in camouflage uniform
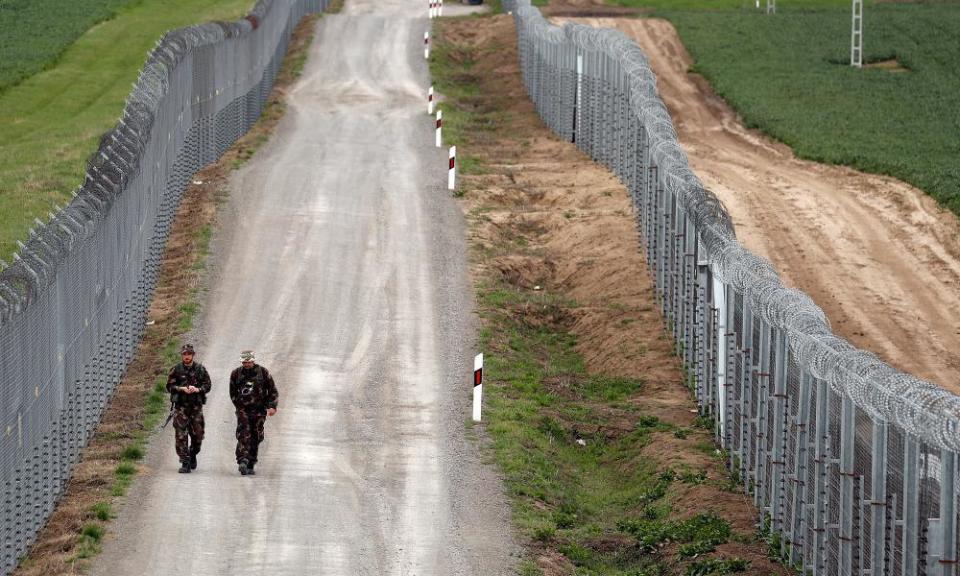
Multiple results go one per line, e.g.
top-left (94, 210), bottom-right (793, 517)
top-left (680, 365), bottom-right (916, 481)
top-left (229, 350), bottom-right (278, 476)
top-left (166, 344), bottom-right (212, 473)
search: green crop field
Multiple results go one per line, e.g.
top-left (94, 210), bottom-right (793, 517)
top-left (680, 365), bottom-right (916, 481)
top-left (611, 0), bottom-right (848, 10)
top-left (0, 0), bottom-right (253, 259)
top-left (0, 0), bottom-right (142, 94)
top-left (610, 0), bottom-right (960, 215)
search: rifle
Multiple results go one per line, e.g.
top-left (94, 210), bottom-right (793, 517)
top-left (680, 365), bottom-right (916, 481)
top-left (161, 398), bottom-right (175, 429)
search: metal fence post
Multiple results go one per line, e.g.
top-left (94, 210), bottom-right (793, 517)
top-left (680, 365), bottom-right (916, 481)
top-left (739, 296), bottom-right (753, 489)
top-left (788, 368), bottom-right (811, 566)
top-left (839, 394), bottom-right (856, 575)
top-left (755, 319), bottom-right (771, 508)
top-left (813, 378), bottom-right (829, 574)
top-left (903, 435), bottom-right (921, 576)
top-left (722, 283), bottom-right (735, 452)
top-left (573, 52), bottom-right (582, 143)
top-left (770, 327), bottom-right (788, 531)
top-left (940, 450), bottom-right (957, 576)
top-left (872, 421), bottom-right (888, 574)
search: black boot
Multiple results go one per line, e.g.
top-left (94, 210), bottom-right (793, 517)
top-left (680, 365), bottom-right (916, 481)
top-left (190, 452), bottom-right (198, 470)
top-left (238, 461), bottom-right (249, 476)
top-left (178, 461), bottom-right (191, 474)
top-left (247, 462), bottom-right (256, 476)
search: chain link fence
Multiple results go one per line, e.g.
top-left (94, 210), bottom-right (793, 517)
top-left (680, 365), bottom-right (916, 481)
top-left (0, 0), bottom-right (329, 572)
top-left (504, 1), bottom-right (959, 574)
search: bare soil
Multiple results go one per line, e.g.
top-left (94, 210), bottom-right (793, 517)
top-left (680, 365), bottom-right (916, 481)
top-left (445, 12), bottom-right (789, 574)
top-left (12, 15), bottom-right (319, 576)
top-left (556, 15), bottom-right (960, 395)
top-left (864, 58), bottom-right (909, 72)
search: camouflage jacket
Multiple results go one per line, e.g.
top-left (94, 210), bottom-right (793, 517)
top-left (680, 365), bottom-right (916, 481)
top-left (229, 365), bottom-right (278, 411)
top-left (166, 361), bottom-right (212, 407)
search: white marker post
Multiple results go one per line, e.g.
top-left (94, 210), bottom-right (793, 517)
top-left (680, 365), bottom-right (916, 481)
top-left (435, 110), bottom-right (442, 147)
top-left (429, 0), bottom-right (434, 18)
top-left (472, 353), bottom-right (483, 422)
top-left (424, 31), bottom-right (430, 59)
top-left (448, 146), bottom-right (457, 191)
top-left (428, 86), bottom-right (435, 115)
top-left (439, 0), bottom-right (444, 17)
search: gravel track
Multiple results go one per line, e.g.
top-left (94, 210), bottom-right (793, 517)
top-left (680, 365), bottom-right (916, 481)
top-left (91, 3), bottom-right (517, 574)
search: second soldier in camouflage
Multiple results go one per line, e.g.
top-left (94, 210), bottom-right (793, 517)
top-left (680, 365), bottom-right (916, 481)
top-left (229, 350), bottom-right (279, 476)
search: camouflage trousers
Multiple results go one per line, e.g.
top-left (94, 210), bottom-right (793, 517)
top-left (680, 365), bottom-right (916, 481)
top-left (173, 405), bottom-right (205, 462)
top-left (235, 408), bottom-right (266, 465)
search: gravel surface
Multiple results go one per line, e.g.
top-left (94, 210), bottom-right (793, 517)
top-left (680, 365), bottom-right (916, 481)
top-left (90, 2), bottom-right (518, 574)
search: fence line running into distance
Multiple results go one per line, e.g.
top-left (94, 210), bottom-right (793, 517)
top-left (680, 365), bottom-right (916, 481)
top-left (502, 1), bottom-right (959, 574)
top-left (0, 1), bottom-right (330, 572)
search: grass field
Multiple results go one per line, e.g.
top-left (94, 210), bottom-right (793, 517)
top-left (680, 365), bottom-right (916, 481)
top-left (0, 0), bottom-right (141, 94)
top-left (0, 0), bottom-right (253, 259)
top-left (608, 0), bottom-right (960, 215)
top-left (610, 0), bottom-right (849, 9)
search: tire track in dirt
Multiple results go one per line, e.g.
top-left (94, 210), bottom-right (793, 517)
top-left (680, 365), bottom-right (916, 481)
top-left (562, 16), bottom-right (960, 394)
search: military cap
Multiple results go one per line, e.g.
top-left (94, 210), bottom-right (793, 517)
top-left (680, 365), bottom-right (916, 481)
top-left (239, 350), bottom-right (255, 362)
top-left (180, 344), bottom-right (195, 355)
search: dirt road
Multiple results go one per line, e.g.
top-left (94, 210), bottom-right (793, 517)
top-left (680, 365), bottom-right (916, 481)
top-left (90, 3), bottom-right (517, 575)
top-left (563, 16), bottom-right (960, 394)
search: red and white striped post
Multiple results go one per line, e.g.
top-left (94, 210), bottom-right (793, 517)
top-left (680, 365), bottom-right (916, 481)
top-left (424, 31), bottom-right (430, 59)
top-left (439, 0), bottom-right (444, 17)
top-left (472, 353), bottom-right (483, 422)
top-left (435, 110), bottom-right (442, 148)
top-left (448, 146), bottom-right (457, 191)
top-left (428, 86), bottom-right (435, 115)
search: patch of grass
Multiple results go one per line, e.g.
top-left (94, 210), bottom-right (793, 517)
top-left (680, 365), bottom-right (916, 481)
top-left (120, 445), bottom-right (144, 461)
top-left (0, 0), bottom-right (255, 259)
top-left (177, 302), bottom-right (199, 332)
top-left (90, 502), bottom-right (113, 522)
top-left (584, 375), bottom-right (644, 402)
top-left (618, 511), bottom-right (732, 556)
top-left (611, 0), bottom-right (846, 8)
top-left (428, 20), bottom-right (509, 180)
top-left (74, 522), bottom-right (104, 559)
top-left (659, 3), bottom-right (960, 215)
top-left (478, 272), bottom-right (734, 572)
top-left (518, 560), bottom-right (545, 576)
top-left (684, 557), bottom-right (749, 576)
